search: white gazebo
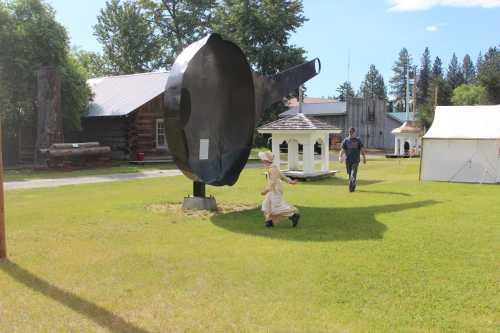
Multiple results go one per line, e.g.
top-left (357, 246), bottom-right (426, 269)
top-left (392, 121), bottom-right (422, 156)
top-left (257, 113), bottom-right (342, 179)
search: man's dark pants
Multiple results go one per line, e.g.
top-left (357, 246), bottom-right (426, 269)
top-left (346, 161), bottom-right (359, 192)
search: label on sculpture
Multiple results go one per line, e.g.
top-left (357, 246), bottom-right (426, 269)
top-left (200, 139), bottom-right (209, 160)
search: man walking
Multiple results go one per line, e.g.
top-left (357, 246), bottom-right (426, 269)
top-left (339, 127), bottom-right (367, 192)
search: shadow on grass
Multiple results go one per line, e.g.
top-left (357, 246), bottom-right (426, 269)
top-left (303, 177), bottom-right (384, 187)
top-left (0, 261), bottom-right (149, 333)
top-left (211, 200), bottom-right (438, 242)
top-left (355, 190), bottom-right (411, 197)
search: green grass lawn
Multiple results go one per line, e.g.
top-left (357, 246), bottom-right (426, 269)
top-left (1, 159), bottom-right (499, 332)
top-left (4, 163), bottom-right (178, 182)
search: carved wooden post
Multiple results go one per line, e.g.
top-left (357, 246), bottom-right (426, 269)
top-left (0, 118), bottom-right (6, 260)
top-left (35, 66), bottom-right (63, 167)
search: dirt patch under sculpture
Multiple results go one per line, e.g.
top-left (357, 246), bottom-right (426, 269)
top-left (146, 202), bottom-right (257, 218)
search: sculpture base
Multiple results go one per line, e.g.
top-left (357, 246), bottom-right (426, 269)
top-left (182, 196), bottom-right (217, 211)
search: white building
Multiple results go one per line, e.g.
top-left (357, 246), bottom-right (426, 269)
top-left (257, 113), bottom-right (341, 179)
top-left (391, 121), bottom-right (422, 156)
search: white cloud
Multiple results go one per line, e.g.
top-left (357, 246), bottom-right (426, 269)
top-left (425, 25), bottom-right (439, 31)
top-left (389, 0), bottom-right (500, 11)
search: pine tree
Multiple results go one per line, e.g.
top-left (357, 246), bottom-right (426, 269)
top-left (336, 81), bottom-right (354, 102)
top-left (417, 47), bottom-right (431, 105)
top-left (476, 51), bottom-right (484, 74)
top-left (447, 53), bottom-right (465, 90)
top-left (477, 46), bottom-right (500, 104)
top-left (360, 64), bottom-right (386, 100)
top-left (462, 54), bottom-right (475, 84)
top-left (432, 56), bottom-right (443, 78)
top-left (390, 48), bottom-right (412, 111)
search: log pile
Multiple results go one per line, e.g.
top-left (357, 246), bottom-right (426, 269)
top-left (39, 142), bottom-right (112, 169)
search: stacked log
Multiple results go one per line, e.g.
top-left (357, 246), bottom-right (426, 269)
top-left (40, 142), bottom-right (112, 169)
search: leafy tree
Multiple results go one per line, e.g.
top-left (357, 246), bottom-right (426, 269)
top-left (417, 47), bottom-right (431, 105)
top-left (447, 53), bottom-right (464, 90)
top-left (0, 0), bottom-right (90, 140)
top-left (462, 54), bottom-right (475, 84)
top-left (417, 76), bottom-right (452, 128)
top-left (60, 54), bottom-right (92, 132)
top-left (72, 48), bottom-right (113, 78)
top-left (432, 56), bottom-right (443, 78)
top-left (390, 48), bottom-right (412, 112)
top-left (94, 0), bottom-right (161, 74)
top-left (417, 101), bottom-right (434, 130)
top-left (140, 0), bottom-right (217, 68)
top-left (360, 65), bottom-right (386, 100)
top-left (212, 0), bottom-right (307, 124)
top-left (336, 81), bottom-right (355, 101)
top-left (451, 84), bottom-right (487, 105)
top-left (477, 46), bottom-right (500, 104)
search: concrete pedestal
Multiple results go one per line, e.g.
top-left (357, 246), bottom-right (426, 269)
top-left (182, 196), bottom-right (217, 211)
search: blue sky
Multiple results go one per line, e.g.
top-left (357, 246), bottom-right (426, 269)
top-left (47, 0), bottom-right (500, 98)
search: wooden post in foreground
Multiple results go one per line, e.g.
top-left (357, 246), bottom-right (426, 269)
top-left (0, 118), bottom-right (6, 260)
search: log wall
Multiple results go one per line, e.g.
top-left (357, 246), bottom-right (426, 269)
top-left (81, 94), bottom-right (170, 161)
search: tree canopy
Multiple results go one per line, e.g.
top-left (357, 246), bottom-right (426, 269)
top-left (94, 0), bottom-right (161, 74)
top-left (336, 81), bottom-right (355, 102)
top-left (360, 65), bottom-right (386, 100)
top-left (451, 84), bottom-right (487, 106)
top-left (0, 0), bottom-right (91, 140)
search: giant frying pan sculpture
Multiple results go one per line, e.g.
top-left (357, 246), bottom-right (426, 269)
top-left (164, 33), bottom-right (320, 207)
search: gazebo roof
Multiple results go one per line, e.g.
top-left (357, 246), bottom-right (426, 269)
top-left (257, 113), bottom-right (340, 132)
top-left (392, 121), bottom-right (422, 134)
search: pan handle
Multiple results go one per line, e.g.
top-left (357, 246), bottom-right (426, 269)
top-left (253, 58), bottom-right (321, 121)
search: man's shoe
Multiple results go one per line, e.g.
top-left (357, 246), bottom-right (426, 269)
top-left (290, 213), bottom-right (300, 227)
top-left (265, 220), bottom-right (274, 228)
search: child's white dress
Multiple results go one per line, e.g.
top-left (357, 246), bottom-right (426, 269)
top-left (261, 165), bottom-right (298, 222)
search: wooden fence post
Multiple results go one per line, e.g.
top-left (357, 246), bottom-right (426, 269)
top-left (0, 118), bottom-right (6, 260)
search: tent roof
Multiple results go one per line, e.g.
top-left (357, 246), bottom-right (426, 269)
top-left (424, 105), bottom-right (500, 139)
top-left (85, 72), bottom-right (169, 117)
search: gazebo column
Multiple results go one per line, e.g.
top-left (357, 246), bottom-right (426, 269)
top-left (302, 136), bottom-right (315, 174)
top-left (271, 136), bottom-right (281, 168)
top-left (321, 133), bottom-right (330, 171)
top-left (288, 139), bottom-right (299, 170)
top-left (394, 136), bottom-right (399, 155)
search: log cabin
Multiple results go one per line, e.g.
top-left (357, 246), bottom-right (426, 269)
top-left (81, 72), bottom-right (171, 161)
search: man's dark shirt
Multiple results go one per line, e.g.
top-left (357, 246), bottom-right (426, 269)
top-left (341, 137), bottom-right (364, 164)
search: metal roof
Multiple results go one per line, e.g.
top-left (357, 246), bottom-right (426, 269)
top-left (258, 113), bottom-right (340, 132)
top-left (386, 112), bottom-right (417, 123)
top-left (392, 121), bottom-right (422, 134)
top-left (85, 72), bottom-right (169, 117)
top-left (287, 97), bottom-right (338, 107)
top-left (280, 101), bottom-right (347, 117)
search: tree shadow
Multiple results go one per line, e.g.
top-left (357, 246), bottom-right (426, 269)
top-left (0, 261), bottom-right (150, 333)
top-left (303, 177), bottom-right (384, 187)
top-left (211, 200), bottom-right (439, 242)
top-left (356, 190), bottom-right (411, 197)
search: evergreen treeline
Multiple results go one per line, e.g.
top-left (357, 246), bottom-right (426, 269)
top-left (334, 45), bottom-right (500, 128)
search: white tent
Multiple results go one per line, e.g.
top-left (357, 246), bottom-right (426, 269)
top-left (420, 105), bottom-right (500, 183)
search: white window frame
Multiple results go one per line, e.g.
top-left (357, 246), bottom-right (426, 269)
top-left (156, 118), bottom-right (167, 149)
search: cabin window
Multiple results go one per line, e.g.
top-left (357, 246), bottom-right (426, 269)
top-left (156, 119), bottom-right (167, 149)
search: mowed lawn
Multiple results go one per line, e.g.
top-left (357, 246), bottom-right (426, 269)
top-left (1, 159), bottom-right (499, 332)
